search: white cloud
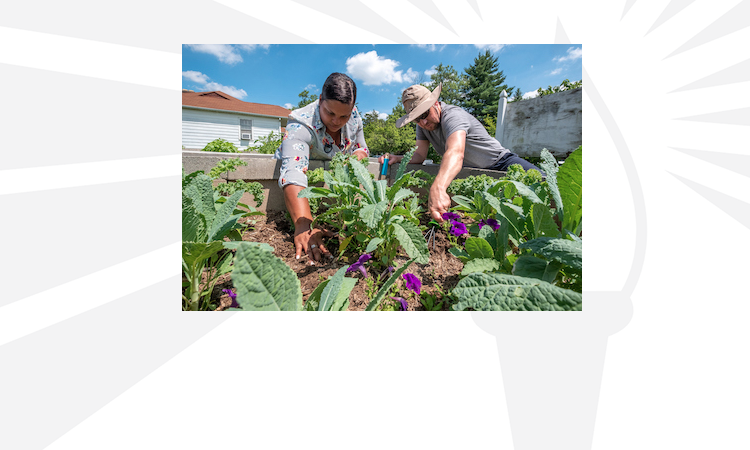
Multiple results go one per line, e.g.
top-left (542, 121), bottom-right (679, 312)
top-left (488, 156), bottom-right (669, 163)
top-left (283, 103), bottom-right (294, 110)
top-left (184, 44), bottom-right (242, 65)
top-left (303, 83), bottom-right (318, 93)
top-left (553, 47), bottom-right (582, 62)
top-left (346, 51), bottom-right (419, 86)
top-left (550, 68), bottom-right (563, 76)
top-left (424, 65), bottom-right (438, 77)
top-left (182, 70), bottom-right (209, 84)
top-left (184, 44), bottom-right (270, 65)
top-left (474, 44), bottom-right (507, 53)
top-left (366, 110), bottom-right (389, 120)
top-left (237, 44), bottom-right (270, 52)
top-left (522, 90), bottom-right (539, 99)
top-left (181, 70), bottom-right (247, 99)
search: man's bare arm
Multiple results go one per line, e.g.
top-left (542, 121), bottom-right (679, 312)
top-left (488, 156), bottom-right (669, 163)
top-left (429, 130), bottom-right (466, 222)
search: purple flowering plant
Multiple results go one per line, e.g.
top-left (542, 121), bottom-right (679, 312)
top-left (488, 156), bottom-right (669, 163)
top-left (442, 211), bottom-right (461, 221)
top-left (346, 253), bottom-right (373, 277)
top-left (450, 220), bottom-right (468, 236)
top-left (402, 273), bottom-right (422, 295)
top-left (478, 218), bottom-right (501, 231)
top-left (390, 296), bottom-right (408, 311)
top-left (221, 288), bottom-right (240, 309)
top-left (440, 210), bottom-right (469, 245)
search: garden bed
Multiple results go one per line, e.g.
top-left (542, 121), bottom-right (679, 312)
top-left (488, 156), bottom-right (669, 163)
top-left (185, 147), bottom-right (582, 312)
top-left (212, 210), bottom-right (464, 311)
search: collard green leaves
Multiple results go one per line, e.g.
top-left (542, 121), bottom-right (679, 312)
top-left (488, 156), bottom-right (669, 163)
top-left (520, 237), bottom-right (582, 270)
top-left (392, 221), bottom-right (430, 264)
top-left (452, 273), bottom-right (582, 311)
top-left (232, 243), bottom-right (303, 311)
top-left (557, 146), bottom-right (582, 233)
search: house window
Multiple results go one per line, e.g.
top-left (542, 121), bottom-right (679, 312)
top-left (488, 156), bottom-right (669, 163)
top-left (240, 119), bottom-right (252, 140)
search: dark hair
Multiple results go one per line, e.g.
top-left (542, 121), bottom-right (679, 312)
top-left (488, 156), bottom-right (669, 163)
top-left (320, 72), bottom-right (356, 106)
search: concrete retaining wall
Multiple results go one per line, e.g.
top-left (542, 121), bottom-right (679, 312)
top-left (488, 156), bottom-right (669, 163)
top-left (183, 151), bottom-right (509, 212)
top-left (497, 88), bottom-right (582, 158)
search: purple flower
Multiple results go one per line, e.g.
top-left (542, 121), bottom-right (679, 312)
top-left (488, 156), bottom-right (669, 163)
top-left (442, 211), bottom-right (461, 221)
top-left (222, 289), bottom-right (239, 308)
top-left (449, 220), bottom-right (468, 236)
top-left (390, 296), bottom-right (408, 311)
top-left (402, 273), bottom-right (421, 295)
top-left (346, 253), bottom-right (372, 277)
top-left (379, 265), bottom-right (396, 280)
top-left (479, 218), bottom-right (501, 231)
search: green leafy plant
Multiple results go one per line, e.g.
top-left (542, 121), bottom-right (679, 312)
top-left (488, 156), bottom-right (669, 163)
top-left (452, 273), bottom-right (582, 311)
top-left (535, 79), bottom-right (582, 98)
top-left (306, 167), bottom-right (325, 185)
top-left (505, 164), bottom-right (543, 185)
top-left (208, 158), bottom-right (247, 179)
top-left (299, 150), bottom-right (429, 268)
top-left (215, 180), bottom-right (264, 209)
top-left (449, 147), bottom-right (583, 309)
top-left (228, 244), bottom-right (412, 312)
top-left (207, 158), bottom-right (265, 208)
top-left (182, 172), bottom-right (269, 311)
top-left (202, 138), bottom-right (238, 153)
top-left (447, 174), bottom-right (499, 198)
top-left (248, 132), bottom-right (282, 154)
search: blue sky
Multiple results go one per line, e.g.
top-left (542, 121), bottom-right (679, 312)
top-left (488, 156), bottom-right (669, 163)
top-left (182, 44), bottom-right (582, 118)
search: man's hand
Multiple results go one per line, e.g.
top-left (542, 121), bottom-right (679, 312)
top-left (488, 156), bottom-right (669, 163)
top-left (377, 154), bottom-right (401, 166)
top-left (428, 184), bottom-right (452, 223)
top-left (294, 224), bottom-right (334, 262)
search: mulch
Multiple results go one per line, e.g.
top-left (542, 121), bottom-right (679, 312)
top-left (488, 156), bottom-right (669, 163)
top-left (211, 210), bottom-right (464, 311)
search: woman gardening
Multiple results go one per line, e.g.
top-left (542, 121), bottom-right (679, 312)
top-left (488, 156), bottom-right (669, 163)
top-left (274, 72), bottom-right (370, 262)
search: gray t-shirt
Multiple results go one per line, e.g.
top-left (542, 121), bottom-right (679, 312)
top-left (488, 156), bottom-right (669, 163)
top-left (416, 102), bottom-right (509, 169)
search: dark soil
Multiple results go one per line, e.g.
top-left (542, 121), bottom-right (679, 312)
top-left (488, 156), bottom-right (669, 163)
top-left (211, 210), bottom-right (464, 311)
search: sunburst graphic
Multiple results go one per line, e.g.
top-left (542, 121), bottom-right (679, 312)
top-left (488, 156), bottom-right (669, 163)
top-left (1, 1), bottom-right (748, 449)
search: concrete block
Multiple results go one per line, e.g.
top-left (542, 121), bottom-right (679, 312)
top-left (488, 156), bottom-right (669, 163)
top-left (184, 151), bottom-right (513, 213)
top-left (502, 87), bottom-right (582, 158)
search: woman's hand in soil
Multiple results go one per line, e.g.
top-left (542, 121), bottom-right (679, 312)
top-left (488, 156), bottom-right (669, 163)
top-left (295, 226), bottom-right (333, 262)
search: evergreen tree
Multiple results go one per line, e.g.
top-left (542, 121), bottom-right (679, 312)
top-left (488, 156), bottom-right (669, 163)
top-left (461, 50), bottom-right (513, 118)
top-left (509, 87), bottom-right (524, 103)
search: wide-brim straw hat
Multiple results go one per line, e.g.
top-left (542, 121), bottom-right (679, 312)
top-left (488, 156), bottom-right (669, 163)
top-left (395, 83), bottom-right (442, 128)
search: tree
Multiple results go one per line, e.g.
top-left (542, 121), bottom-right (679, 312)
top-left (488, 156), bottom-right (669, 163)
top-left (428, 63), bottom-right (465, 106)
top-left (461, 50), bottom-right (514, 119)
top-left (535, 79), bottom-right (582, 98)
top-left (362, 98), bottom-right (416, 156)
top-left (296, 89), bottom-right (318, 109)
top-left (509, 87), bottom-right (524, 103)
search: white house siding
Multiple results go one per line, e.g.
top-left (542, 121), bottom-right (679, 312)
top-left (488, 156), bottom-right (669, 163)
top-left (182, 108), bottom-right (283, 150)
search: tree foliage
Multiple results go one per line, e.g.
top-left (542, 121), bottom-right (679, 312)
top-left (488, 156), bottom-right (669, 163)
top-left (363, 104), bottom-right (416, 156)
top-left (461, 50), bottom-right (514, 119)
top-left (428, 63), bottom-right (465, 106)
top-left (296, 89), bottom-right (318, 109)
top-left (535, 79), bottom-right (582, 98)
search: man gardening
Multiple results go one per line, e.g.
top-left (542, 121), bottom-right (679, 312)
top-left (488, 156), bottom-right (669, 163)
top-left (380, 83), bottom-right (542, 223)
